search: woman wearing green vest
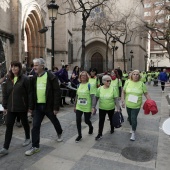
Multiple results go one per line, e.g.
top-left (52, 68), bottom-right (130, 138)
top-left (74, 71), bottom-right (95, 143)
top-left (95, 75), bottom-right (120, 140)
top-left (110, 69), bottom-right (122, 98)
top-left (121, 70), bottom-right (151, 141)
top-left (88, 68), bottom-right (100, 114)
top-left (122, 70), bottom-right (128, 87)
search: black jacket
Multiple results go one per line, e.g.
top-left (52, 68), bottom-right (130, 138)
top-left (2, 75), bottom-right (33, 112)
top-left (32, 71), bottom-right (61, 112)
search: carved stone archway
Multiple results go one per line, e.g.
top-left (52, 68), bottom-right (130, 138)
top-left (22, 4), bottom-right (45, 66)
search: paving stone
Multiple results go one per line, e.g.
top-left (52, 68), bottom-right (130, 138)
top-left (71, 155), bottom-right (154, 170)
top-left (0, 137), bottom-right (55, 170)
top-left (92, 130), bottom-right (158, 160)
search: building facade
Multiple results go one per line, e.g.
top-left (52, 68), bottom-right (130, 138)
top-left (144, 0), bottom-right (170, 71)
top-left (0, 0), bottom-right (146, 73)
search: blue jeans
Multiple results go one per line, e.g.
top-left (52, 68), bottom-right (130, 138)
top-left (32, 104), bottom-right (62, 148)
top-left (126, 107), bottom-right (140, 131)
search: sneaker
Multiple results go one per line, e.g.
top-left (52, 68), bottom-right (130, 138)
top-left (22, 139), bottom-right (31, 147)
top-left (75, 136), bottom-right (82, 143)
top-left (57, 132), bottom-right (63, 142)
top-left (0, 148), bottom-right (8, 155)
top-left (16, 122), bottom-right (22, 128)
top-left (89, 126), bottom-right (93, 135)
top-left (95, 134), bottom-right (102, 141)
top-left (25, 147), bottom-right (40, 156)
top-left (130, 132), bottom-right (135, 141)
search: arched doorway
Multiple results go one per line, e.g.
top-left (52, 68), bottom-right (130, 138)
top-left (22, 6), bottom-right (45, 66)
top-left (91, 52), bottom-right (103, 73)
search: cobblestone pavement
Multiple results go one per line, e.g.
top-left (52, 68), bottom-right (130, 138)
top-left (0, 84), bottom-right (170, 170)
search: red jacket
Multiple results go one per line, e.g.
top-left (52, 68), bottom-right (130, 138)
top-left (143, 99), bottom-right (158, 115)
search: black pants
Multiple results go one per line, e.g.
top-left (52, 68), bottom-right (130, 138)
top-left (60, 84), bottom-right (67, 104)
top-left (76, 110), bottom-right (92, 137)
top-left (70, 83), bottom-right (77, 100)
top-left (161, 82), bottom-right (165, 91)
top-left (122, 80), bottom-right (125, 87)
top-left (98, 109), bottom-right (114, 135)
top-left (4, 111), bottom-right (30, 150)
top-left (32, 104), bottom-right (63, 148)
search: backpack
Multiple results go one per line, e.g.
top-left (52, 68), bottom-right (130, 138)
top-left (112, 111), bottom-right (124, 128)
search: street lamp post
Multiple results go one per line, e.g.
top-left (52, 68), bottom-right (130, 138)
top-left (130, 50), bottom-right (134, 71)
top-left (150, 60), bottom-right (155, 71)
top-left (144, 54), bottom-right (148, 71)
top-left (47, 0), bottom-right (59, 69)
top-left (111, 38), bottom-right (118, 69)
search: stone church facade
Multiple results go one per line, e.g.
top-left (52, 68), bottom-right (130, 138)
top-left (0, 0), bottom-right (146, 72)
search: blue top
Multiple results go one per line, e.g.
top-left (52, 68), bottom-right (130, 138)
top-left (57, 68), bottom-right (69, 83)
top-left (70, 70), bottom-right (79, 86)
top-left (159, 72), bottom-right (168, 82)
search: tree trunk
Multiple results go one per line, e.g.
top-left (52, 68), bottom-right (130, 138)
top-left (122, 43), bottom-right (126, 71)
top-left (105, 41), bottom-right (109, 71)
top-left (0, 39), bottom-right (7, 78)
top-left (81, 14), bottom-right (86, 70)
top-left (167, 41), bottom-right (170, 60)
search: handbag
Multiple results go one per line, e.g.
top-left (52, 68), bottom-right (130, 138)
top-left (112, 111), bottom-right (124, 128)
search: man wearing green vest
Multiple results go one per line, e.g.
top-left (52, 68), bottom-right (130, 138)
top-left (25, 58), bottom-right (63, 156)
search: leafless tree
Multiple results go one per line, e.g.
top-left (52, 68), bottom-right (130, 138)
top-left (60, 0), bottom-right (114, 70)
top-left (108, 9), bottom-right (143, 70)
top-left (143, 0), bottom-right (170, 59)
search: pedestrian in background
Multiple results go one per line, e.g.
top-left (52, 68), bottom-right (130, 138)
top-left (88, 68), bottom-right (100, 114)
top-left (74, 71), bottom-right (95, 143)
top-left (0, 61), bottom-right (32, 155)
top-left (25, 58), bottom-right (63, 156)
top-left (121, 70), bottom-right (151, 141)
top-left (58, 65), bottom-right (70, 106)
top-left (158, 69), bottom-right (168, 92)
top-left (122, 70), bottom-right (128, 87)
top-left (115, 66), bottom-right (123, 80)
top-left (70, 66), bottom-right (80, 104)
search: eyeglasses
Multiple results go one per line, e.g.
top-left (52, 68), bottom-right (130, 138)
top-left (105, 80), bottom-right (111, 82)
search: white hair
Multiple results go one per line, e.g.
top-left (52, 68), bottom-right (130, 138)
top-left (33, 58), bottom-right (46, 67)
top-left (102, 75), bottom-right (111, 84)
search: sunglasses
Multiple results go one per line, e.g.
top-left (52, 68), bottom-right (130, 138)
top-left (105, 80), bottom-right (111, 82)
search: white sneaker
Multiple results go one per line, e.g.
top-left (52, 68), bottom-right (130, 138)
top-left (22, 139), bottom-right (31, 147)
top-left (25, 147), bottom-right (40, 156)
top-left (57, 132), bottom-right (63, 142)
top-left (0, 148), bottom-right (8, 155)
top-left (130, 132), bottom-right (135, 141)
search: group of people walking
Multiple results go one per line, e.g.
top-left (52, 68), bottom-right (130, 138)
top-left (0, 59), bottom-right (163, 157)
top-left (0, 59), bottom-right (63, 156)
